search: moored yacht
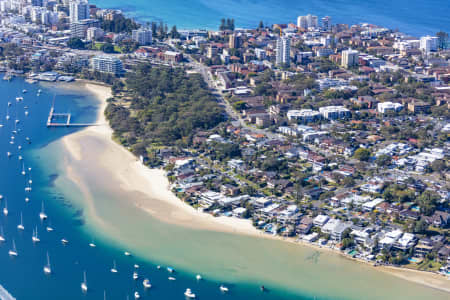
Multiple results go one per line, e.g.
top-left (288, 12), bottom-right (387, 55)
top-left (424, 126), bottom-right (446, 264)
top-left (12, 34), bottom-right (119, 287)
top-left (81, 271), bottom-right (88, 292)
top-left (17, 212), bottom-right (24, 230)
top-left (3, 200), bottom-right (8, 216)
top-left (110, 260), bottom-right (118, 273)
top-left (43, 252), bottom-right (51, 275)
top-left (167, 266), bottom-right (175, 273)
top-left (196, 274), bottom-right (202, 280)
top-left (124, 251), bottom-right (131, 256)
top-left (89, 241), bottom-right (96, 248)
top-left (9, 239), bottom-right (18, 256)
top-left (0, 226), bottom-right (5, 242)
top-left (134, 292), bottom-right (140, 299)
top-left (61, 238), bottom-right (69, 245)
top-left (32, 227), bottom-right (40, 243)
top-left (46, 226), bottom-right (54, 232)
top-left (39, 201), bottom-right (47, 220)
top-left (184, 288), bottom-right (196, 298)
top-left (133, 271), bottom-right (139, 280)
top-left (168, 276), bottom-right (176, 281)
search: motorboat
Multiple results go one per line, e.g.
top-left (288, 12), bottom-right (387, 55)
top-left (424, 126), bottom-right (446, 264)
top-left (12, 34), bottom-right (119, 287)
top-left (61, 238), bottom-right (69, 245)
top-left (143, 279), bottom-right (151, 288)
top-left (220, 285), bottom-right (229, 293)
top-left (168, 276), bottom-right (176, 281)
top-left (184, 288), bottom-right (196, 298)
top-left (134, 292), bottom-right (140, 299)
top-left (133, 271), bottom-right (139, 280)
top-left (196, 274), bottom-right (202, 280)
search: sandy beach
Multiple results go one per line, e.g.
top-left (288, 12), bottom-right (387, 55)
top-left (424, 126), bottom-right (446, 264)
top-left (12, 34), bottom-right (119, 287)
top-left (59, 81), bottom-right (450, 294)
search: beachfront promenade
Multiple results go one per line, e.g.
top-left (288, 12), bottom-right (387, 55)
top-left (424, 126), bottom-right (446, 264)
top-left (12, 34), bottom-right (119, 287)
top-left (0, 285), bottom-right (16, 300)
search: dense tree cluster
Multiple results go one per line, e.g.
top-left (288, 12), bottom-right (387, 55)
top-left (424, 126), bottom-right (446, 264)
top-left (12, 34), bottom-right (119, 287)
top-left (105, 64), bottom-right (226, 155)
top-left (100, 15), bottom-right (140, 33)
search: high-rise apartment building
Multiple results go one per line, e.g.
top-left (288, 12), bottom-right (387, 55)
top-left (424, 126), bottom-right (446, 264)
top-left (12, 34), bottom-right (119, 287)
top-left (69, 0), bottom-right (89, 23)
top-left (341, 49), bottom-right (359, 68)
top-left (91, 55), bottom-right (123, 75)
top-left (276, 37), bottom-right (290, 66)
top-left (132, 28), bottom-right (152, 45)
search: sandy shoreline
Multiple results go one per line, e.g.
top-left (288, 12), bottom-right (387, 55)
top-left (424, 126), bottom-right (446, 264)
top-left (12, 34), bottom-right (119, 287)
top-left (60, 81), bottom-right (449, 294)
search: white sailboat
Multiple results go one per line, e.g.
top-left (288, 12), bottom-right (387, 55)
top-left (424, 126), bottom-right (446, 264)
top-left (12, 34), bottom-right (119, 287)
top-left (46, 225), bottom-right (54, 232)
top-left (110, 260), bottom-right (118, 273)
top-left (196, 274), bottom-right (202, 281)
top-left (89, 240), bottom-right (96, 248)
top-left (9, 239), bottom-right (18, 256)
top-left (6, 106), bottom-right (10, 120)
top-left (134, 292), bottom-right (140, 299)
top-left (61, 238), bottom-right (69, 245)
top-left (0, 226), bottom-right (5, 242)
top-left (81, 271), bottom-right (88, 292)
top-left (32, 227), bottom-right (40, 243)
top-left (133, 271), bottom-right (139, 280)
top-left (17, 212), bottom-right (24, 230)
top-left (3, 199), bottom-right (8, 216)
top-left (43, 252), bottom-right (51, 275)
top-left (39, 201), bottom-right (47, 220)
top-left (21, 162), bottom-right (26, 175)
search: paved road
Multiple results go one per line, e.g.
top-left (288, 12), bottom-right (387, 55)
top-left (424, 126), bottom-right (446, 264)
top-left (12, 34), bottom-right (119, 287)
top-left (186, 56), bottom-right (281, 139)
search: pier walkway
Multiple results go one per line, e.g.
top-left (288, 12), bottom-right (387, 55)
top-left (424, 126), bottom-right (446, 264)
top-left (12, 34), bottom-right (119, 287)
top-left (0, 285), bottom-right (16, 300)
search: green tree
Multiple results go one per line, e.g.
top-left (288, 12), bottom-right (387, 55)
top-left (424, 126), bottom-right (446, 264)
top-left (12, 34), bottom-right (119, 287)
top-left (353, 148), bottom-right (371, 161)
top-left (376, 154), bottom-right (392, 167)
top-left (101, 43), bottom-right (115, 53)
top-left (67, 37), bottom-right (84, 49)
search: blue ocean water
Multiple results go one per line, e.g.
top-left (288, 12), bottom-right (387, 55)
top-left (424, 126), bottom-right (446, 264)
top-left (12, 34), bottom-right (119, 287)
top-left (0, 78), bottom-right (308, 300)
top-left (93, 0), bottom-right (449, 36)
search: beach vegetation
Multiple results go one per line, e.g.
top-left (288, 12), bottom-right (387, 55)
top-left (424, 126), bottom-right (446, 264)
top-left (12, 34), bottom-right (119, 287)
top-left (105, 64), bottom-right (225, 157)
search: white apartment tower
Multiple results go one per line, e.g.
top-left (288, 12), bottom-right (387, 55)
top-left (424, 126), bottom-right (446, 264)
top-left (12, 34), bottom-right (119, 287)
top-left (419, 36), bottom-right (439, 53)
top-left (297, 14), bottom-right (318, 30)
top-left (276, 37), bottom-right (290, 66)
top-left (321, 16), bottom-right (332, 31)
top-left (132, 28), bottom-right (152, 45)
top-left (69, 0), bottom-right (89, 23)
top-left (341, 49), bottom-right (359, 68)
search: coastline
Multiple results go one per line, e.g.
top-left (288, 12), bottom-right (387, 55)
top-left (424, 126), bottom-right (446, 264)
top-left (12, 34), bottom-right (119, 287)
top-left (59, 81), bottom-right (450, 294)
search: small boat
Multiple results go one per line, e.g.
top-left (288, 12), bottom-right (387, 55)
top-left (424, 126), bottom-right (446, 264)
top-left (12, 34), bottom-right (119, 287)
top-left (184, 288), bottom-right (196, 298)
top-left (9, 239), bottom-right (18, 256)
top-left (0, 226), bottom-right (5, 242)
top-left (220, 285), bottom-right (229, 293)
top-left (18, 155), bottom-right (23, 160)
top-left (196, 274), bottom-right (202, 280)
top-left (3, 200), bottom-right (8, 216)
top-left (44, 252), bottom-right (51, 275)
top-left (89, 241), bottom-right (96, 248)
top-left (17, 212), bottom-right (25, 230)
top-left (39, 202), bottom-right (48, 220)
top-left (143, 279), bottom-right (151, 288)
top-left (61, 238), bottom-right (69, 245)
top-left (260, 285), bottom-right (265, 292)
top-left (17, 145), bottom-right (21, 150)
top-left (38, 89), bottom-right (42, 93)
top-left (110, 260), bottom-right (118, 273)
top-left (46, 226), bottom-right (54, 232)
top-left (124, 251), bottom-right (131, 256)
top-left (7, 102), bottom-right (11, 107)
top-left (81, 271), bottom-right (88, 292)
top-left (0, 195), bottom-right (2, 200)
top-left (167, 267), bottom-right (175, 273)
top-left (168, 276), bottom-right (176, 281)
top-left (32, 227), bottom-right (40, 243)
top-left (22, 89), bottom-right (27, 93)
top-left (7, 152), bottom-right (11, 157)
top-left (16, 96), bottom-right (24, 101)
top-left (25, 111), bottom-right (29, 116)
top-left (134, 264), bottom-right (139, 269)
top-left (21, 162), bottom-right (26, 175)
top-left (134, 292), bottom-right (140, 299)
top-left (133, 271), bottom-right (139, 280)
top-left (157, 265), bottom-right (161, 270)
top-left (25, 197), bottom-right (30, 202)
